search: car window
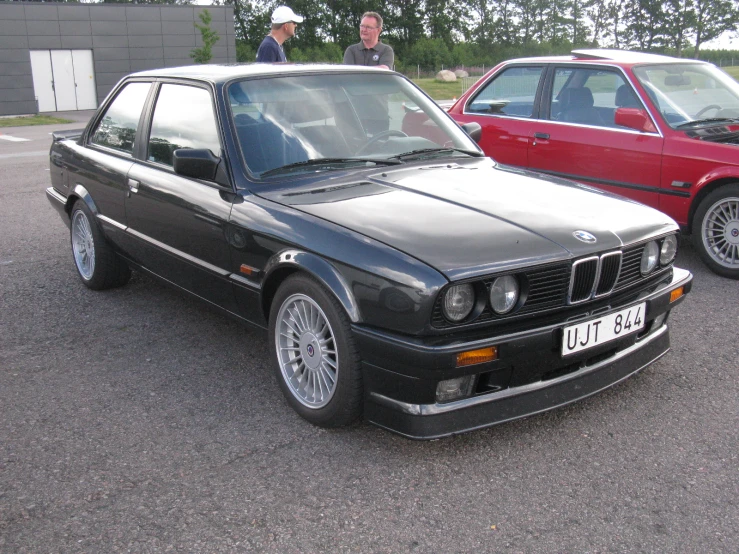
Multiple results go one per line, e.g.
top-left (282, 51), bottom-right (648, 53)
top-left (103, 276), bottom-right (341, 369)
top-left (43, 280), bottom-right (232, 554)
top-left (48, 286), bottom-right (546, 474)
top-left (90, 82), bottom-right (151, 154)
top-left (633, 63), bottom-right (739, 127)
top-left (228, 73), bottom-right (479, 177)
top-left (466, 66), bottom-right (543, 118)
top-left (550, 68), bottom-right (638, 129)
top-left (147, 84), bottom-right (221, 167)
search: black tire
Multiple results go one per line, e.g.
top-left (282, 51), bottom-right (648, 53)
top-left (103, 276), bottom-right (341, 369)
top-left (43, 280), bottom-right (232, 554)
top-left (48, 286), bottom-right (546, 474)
top-left (70, 200), bottom-right (131, 290)
top-left (691, 184), bottom-right (739, 279)
top-left (268, 273), bottom-right (363, 428)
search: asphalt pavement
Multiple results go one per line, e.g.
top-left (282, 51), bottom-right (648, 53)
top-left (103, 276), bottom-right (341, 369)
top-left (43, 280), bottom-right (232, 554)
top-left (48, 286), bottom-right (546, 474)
top-left (0, 114), bottom-right (737, 553)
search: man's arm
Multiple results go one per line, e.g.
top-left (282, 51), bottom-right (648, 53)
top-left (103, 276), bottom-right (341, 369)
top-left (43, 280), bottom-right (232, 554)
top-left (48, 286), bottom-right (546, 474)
top-left (377, 44), bottom-right (394, 70)
top-left (343, 45), bottom-right (354, 65)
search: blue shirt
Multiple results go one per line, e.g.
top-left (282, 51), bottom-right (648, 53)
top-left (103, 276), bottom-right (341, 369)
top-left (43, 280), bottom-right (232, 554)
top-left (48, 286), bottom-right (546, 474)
top-left (256, 35), bottom-right (286, 63)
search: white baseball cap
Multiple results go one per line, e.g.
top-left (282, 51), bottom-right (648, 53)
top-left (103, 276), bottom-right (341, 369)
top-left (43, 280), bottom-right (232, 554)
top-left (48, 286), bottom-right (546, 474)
top-left (271, 6), bottom-right (304, 25)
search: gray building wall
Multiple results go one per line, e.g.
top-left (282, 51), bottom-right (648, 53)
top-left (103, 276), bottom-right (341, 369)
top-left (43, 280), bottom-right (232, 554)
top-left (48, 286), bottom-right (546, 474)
top-left (0, 2), bottom-right (236, 116)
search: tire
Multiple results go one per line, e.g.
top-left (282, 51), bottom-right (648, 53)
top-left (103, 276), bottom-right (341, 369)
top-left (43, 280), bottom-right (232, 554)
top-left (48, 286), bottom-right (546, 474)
top-left (268, 274), bottom-right (363, 428)
top-left (70, 200), bottom-right (131, 290)
top-left (692, 184), bottom-right (739, 279)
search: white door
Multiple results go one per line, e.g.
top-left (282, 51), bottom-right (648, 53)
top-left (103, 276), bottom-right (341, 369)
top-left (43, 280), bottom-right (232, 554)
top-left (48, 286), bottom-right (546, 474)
top-left (71, 50), bottom-right (97, 110)
top-left (29, 49), bottom-right (98, 112)
top-left (50, 50), bottom-right (77, 111)
top-left (30, 50), bottom-right (56, 112)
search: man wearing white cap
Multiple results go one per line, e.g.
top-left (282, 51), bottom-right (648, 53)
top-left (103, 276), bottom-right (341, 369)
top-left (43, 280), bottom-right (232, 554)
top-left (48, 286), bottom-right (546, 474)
top-left (255, 5), bottom-right (304, 63)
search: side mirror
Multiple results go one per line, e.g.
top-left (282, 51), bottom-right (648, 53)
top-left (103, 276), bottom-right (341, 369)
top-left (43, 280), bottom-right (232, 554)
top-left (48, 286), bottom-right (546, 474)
top-left (614, 108), bottom-right (657, 133)
top-left (461, 121), bottom-right (482, 142)
top-left (173, 148), bottom-right (220, 181)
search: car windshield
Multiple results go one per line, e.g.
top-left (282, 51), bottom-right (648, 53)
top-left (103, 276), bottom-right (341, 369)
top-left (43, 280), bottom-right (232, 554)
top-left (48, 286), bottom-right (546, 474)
top-left (632, 63), bottom-right (739, 128)
top-left (227, 73), bottom-right (481, 177)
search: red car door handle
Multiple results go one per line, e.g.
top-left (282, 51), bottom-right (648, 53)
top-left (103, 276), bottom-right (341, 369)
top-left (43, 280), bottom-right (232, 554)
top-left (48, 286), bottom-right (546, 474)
top-left (534, 132), bottom-right (550, 139)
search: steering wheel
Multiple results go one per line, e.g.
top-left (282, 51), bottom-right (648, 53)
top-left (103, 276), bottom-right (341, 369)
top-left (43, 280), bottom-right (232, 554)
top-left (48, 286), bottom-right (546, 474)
top-left (357, 130), bottom-right (408, 155)
top-left (694, 104), bottom-right (722, 118)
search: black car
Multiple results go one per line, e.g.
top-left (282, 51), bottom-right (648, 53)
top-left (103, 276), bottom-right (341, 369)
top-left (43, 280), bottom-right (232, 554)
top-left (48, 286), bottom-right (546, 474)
top-left (47, 64), bottom-right (692, 439)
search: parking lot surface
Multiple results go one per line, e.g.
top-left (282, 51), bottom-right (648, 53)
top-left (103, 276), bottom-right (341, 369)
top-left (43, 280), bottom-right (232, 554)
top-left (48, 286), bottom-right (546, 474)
top-left (1, 114), bottom-right (737, 553)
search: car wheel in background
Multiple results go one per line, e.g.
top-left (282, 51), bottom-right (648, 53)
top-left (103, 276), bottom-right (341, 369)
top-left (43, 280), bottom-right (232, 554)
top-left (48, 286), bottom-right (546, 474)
top-left (692, 184), bottom-right (739, 279)
top-left (70, 200), bottom-right (131, 290)
top-left (268, 274), bottom-right (363, 427)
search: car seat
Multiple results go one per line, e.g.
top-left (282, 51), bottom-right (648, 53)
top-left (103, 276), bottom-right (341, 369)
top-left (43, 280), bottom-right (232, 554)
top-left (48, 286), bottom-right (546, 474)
top-left (558, 88), bottom-right (605, 126)
top-left (615, 85), bottom-right (641, 108)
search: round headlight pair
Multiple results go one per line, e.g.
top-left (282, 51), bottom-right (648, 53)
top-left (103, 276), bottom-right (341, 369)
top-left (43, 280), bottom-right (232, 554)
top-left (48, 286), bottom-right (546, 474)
top-left (641, 236), bottom-right (678, 274)
top-left (441, 275), bottom-right (520, 322)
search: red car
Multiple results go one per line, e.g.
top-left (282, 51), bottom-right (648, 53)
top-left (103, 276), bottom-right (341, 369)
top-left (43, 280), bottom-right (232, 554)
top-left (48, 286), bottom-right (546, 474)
top-left (448, 49), bottom-right (739, 279)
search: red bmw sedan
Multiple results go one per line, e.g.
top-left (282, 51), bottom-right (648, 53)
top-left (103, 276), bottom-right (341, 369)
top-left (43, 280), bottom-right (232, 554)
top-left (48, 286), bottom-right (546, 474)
top-left (448, 49), bottom-right (739, 279)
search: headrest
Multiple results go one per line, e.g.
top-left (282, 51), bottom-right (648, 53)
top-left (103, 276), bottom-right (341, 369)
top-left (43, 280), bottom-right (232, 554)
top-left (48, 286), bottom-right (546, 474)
top-left (229, 85), bottom-right (251, 105)
top-left (560, 87), bottom-right (594, 108)
top-left (615, 85), bottom-right (640, 108)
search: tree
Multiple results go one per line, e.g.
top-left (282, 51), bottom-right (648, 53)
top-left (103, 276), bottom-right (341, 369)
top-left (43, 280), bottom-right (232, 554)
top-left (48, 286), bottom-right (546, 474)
top-left (191, 9), bottom-right (221, 64)
top-left (692, 0), bottom-right (739, 57)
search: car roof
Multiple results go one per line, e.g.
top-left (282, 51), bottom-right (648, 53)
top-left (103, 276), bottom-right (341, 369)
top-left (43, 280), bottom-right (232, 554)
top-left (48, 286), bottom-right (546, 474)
top-left (129, 63), bottom-right (392, 84)
top-left (502, 49), bottom-right (707, 67)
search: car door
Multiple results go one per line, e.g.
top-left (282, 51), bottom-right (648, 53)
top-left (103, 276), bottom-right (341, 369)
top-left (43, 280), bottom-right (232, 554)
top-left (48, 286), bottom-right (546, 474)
top-left (454, 65), bottom-right (546, 166)
top-left (75, 81), bottom-right (153, 243)
top-left (527, 65), bottom-right (664, 210)
top-left (124, 81), bottom-right (238, 312)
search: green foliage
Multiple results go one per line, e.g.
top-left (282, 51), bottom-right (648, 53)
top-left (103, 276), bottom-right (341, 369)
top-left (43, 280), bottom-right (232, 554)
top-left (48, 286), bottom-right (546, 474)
top-left (0, 115), bottom-right (72, 128)
top-left (191, 9), bottom-right (221, 64)
top-left (235, 40), bottom-right (256, 63)
top-left (289, 42), bottom-right (344, 63)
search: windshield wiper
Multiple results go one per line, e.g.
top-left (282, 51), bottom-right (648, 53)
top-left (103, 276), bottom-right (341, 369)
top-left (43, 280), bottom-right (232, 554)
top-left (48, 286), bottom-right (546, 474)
top-left (390, 147), bottom-right (483, 161)
top-left (260, 157), bottom-right (401, 177)
top-left (676, 117), bottom-right (739, 129)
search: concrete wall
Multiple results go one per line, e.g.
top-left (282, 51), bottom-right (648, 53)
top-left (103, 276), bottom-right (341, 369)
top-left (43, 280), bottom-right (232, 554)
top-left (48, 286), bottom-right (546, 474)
top-left (0, 2), bottom-right (236, 116)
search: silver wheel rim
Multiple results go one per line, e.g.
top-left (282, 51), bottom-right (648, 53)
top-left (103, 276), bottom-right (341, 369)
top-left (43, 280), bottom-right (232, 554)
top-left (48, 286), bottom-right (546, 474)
top-left (71, 210), bottom-right (95, 280)
top-left (275, 293), bottom-right (338, 409)
top-left (701, 196), bottom-right (739, 269)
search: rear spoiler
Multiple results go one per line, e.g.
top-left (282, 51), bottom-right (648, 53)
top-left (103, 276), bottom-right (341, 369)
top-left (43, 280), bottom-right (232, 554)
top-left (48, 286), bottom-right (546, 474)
top-left (52, 129), bottom-right (84, 142)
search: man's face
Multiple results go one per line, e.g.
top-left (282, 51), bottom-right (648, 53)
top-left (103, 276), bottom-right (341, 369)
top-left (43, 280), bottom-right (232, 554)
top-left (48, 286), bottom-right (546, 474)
top-left (359, 17), bottom-right (380, 42)
top-left (285, 21), bottom-right (298, 38)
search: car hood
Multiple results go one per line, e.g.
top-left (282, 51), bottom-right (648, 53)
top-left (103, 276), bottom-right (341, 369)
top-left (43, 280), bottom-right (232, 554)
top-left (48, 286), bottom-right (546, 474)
top-left (260, 158), bottom-right (677, 280)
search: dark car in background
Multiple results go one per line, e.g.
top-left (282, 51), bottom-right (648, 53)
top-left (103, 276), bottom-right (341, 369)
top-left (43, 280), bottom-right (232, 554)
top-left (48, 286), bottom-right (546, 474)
top-left (448, 49), bottom-right (739, 279)
top-left (47, 64), bottom-right (691, 439)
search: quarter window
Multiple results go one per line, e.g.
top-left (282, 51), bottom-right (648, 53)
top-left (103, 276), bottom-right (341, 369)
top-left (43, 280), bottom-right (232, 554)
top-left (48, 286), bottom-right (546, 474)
top-left (90, 82), bottom-right (151, 154)
top-left (467, 66), bottom-right (544, 118)
top-left (147, 84), bottom-right (221, 167)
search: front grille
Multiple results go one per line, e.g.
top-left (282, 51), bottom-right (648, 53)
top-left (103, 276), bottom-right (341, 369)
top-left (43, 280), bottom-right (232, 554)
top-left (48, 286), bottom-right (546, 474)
top-left (568, 251), bottom-right (622, 304)
top-left (431, 238), bottom-right (673, 329)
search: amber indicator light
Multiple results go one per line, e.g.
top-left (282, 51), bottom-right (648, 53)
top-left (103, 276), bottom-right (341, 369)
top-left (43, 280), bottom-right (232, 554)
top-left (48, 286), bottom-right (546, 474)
top-left (456, 346), bottom-right (498, 367)
top-left (240, 264), bottom-right (258, 276)
top-left (669, 286), bottom-right (684, 303)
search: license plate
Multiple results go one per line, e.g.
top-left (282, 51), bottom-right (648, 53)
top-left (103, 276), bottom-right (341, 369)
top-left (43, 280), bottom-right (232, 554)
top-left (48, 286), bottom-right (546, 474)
top-left (562, 302), bottom-right (646, 356)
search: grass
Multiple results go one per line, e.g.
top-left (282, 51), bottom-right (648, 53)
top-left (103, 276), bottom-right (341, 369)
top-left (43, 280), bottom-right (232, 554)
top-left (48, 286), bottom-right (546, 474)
top-left (412, 77), bottom-right (479, 100)
top-left (0, 114), bottom-right (73, 127)
top-left (722, 66), bottom-right (739, 80)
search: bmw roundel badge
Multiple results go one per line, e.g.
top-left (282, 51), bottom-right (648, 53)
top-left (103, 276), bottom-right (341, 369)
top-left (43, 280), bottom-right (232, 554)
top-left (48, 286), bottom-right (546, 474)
top-left (573, 230), bottom-right (597, 243)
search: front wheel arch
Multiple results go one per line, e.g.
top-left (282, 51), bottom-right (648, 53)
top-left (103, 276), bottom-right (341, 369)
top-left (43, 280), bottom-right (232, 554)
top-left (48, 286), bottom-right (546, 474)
top-left (260, 250), bottom-right (361, 324)
top-left (688, 177), bottom-right (738, 233)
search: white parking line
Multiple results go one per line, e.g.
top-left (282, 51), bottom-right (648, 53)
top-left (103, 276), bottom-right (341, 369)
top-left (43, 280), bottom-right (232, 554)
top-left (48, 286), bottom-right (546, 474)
top-left (0, 135), bottom-right (31, 142)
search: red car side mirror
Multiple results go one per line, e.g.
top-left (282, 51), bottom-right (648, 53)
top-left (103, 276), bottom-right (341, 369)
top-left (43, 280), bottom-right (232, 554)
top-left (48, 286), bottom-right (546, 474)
top-left (614, 107), bottom-right (657, 133)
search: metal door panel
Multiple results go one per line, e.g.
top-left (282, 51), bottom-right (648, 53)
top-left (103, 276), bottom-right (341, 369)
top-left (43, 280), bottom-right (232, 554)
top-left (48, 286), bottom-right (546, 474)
top-left (30, 50), bottom-right (56, 112)
top-left (71, 50), bottom-right (97, 110)
top-left (50, 50), bottom-right (77, 111)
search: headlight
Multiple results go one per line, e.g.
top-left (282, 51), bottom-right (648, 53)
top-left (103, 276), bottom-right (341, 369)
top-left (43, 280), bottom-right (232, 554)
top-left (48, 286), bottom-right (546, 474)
top-left (489, 275), bottom-right (519, 314)
top-left (442, 283), bottom-right (475, 322)
top-left (660, 235), bottom-right (678, 265)
top-left (640, 241), bottom-right (659, 274)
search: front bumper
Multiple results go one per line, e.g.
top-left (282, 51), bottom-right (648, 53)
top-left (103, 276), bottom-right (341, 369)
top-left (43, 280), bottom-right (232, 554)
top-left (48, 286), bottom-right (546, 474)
top-left (353, 267), bottom-right (692, 439)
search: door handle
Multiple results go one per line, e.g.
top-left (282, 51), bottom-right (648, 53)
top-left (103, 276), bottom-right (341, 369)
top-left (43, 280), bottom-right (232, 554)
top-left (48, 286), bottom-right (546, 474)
top-left (128, 178), bottom-right (139, 194)
top-left (534, 132), bottom-right (550, 139)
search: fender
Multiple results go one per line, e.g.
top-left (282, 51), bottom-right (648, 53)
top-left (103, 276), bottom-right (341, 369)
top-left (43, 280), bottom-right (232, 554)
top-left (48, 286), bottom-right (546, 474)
top-left (693, 165), bottom-right (739, 193)
top-left (262, 249), bottom-right (361, 323)
top-left (69, 184), bottom-right (98, 218)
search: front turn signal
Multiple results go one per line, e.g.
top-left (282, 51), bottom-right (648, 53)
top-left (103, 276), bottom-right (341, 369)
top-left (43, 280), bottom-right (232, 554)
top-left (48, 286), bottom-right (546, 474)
top-left (456, 346), bottom-right (498, 367)
top-left (670, 286), bottom-right (684, 303)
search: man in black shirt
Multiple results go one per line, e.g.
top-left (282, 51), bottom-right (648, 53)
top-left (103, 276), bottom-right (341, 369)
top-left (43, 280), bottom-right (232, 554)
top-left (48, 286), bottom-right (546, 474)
top-left (256, 5), bottom-right (304, 63)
